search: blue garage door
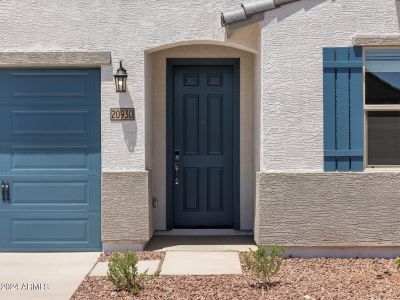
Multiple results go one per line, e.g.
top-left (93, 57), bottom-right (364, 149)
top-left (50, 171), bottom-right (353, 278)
top-left (0, 69), bottom-right (101, 251)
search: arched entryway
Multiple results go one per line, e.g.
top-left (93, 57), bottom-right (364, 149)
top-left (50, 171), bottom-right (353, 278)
top-left (145, 41), bottom-right (258, 233)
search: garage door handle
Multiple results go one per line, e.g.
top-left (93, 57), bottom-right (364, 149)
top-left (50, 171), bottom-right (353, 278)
top-left (4, 181), bottom-right (9, 202)
top-left (1, 180), bottom-right (6, 202)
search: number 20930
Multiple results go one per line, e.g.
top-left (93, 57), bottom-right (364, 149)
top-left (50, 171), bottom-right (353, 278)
top-left (110, 108), bottom-right (135, 121)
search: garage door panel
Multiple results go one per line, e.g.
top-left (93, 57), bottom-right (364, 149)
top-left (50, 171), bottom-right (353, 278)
top-left (12, 219), bottom-right (89, 242)
top-left (0, 69), bottom-right (99, 104)
top-left (11, 110), bottom-right (89, 135)
top-left (11, 146), bottom-right (89, 170)
top-left (3, 176), bottom-right (100, 211)
top-left (0, 212), bottom-right (101, 251)
top-left (11, 72), bottom-right (89, 98)
top-left (0, 144), bottom-right (100, 175)
top-left (0, 106), bottom-right (96, 140)
top-left (12, 181), bottom-right (88, 205)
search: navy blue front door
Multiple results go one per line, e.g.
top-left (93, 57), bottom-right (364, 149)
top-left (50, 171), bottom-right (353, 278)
top-left (0, 69), bottom-right (101, 251)
top-left (170, 61), bottom-right (239, 228)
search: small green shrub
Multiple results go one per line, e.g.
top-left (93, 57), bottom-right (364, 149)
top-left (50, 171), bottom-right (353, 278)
top-left (107, 251), bottom-right (158, 294)
top-left (396, 257), bottom-right (400, 270)
top-left (244, 245), bottom-right (285, 289)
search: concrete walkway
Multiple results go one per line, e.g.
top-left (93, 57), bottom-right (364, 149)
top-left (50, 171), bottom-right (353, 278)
top-left (90, 251), bottom-right (242, 276)
top-left (145, 235), bottom-right (253, 275)
top-left (0, 252), bottom-right (99, 300)
top-left (160, 251), bottom-right (242, 275)
top-left (90, 260), bottom-right (161, 276)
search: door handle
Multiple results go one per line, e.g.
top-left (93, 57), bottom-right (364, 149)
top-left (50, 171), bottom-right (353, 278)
top-left (4, 181), bottom-right (9, 202)
top-left (174, 150), bottom-right (180, 185)
top-left (1, 180), bottom-right (5, 202)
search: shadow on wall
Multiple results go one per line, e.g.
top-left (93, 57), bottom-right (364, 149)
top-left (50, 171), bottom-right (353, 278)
top-left (263, 0), bottom-right (334, 25)
top-left (118, 90), bottom-right (137, 152)
top-left (102, 64), bottom-right (137, 153)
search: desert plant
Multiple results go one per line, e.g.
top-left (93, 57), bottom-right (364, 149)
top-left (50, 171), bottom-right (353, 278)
top-left (107, 251), bottom-right (158, 294)
top-left (244, 245), bottom-right (285, 289)
top-left (396, 257), bottom-right (400, 270)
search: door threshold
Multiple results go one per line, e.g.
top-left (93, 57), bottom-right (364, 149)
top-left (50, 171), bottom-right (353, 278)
top-left (154, 229), bottom-right (253, 236)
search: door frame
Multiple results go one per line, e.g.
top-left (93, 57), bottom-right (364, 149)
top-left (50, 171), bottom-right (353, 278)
top-left (166, 58), bottom-right (240, 230)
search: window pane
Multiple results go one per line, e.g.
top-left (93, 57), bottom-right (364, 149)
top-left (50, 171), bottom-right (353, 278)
top-left (368, 111), bottom-right (400, 165)
top-left (366, 50), bottom-right (400, 105)
top-left (366, 72), bottom-right (400, 105)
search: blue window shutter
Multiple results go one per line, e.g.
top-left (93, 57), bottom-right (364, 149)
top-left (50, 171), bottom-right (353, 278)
top-left (323, 47), bottom-right (363, 172)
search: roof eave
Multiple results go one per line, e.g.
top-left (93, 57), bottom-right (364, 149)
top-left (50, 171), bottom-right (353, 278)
top-left (221, 0), bottom-right (300, 27)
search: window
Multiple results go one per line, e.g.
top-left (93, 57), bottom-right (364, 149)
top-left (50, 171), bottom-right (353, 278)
top-left (365, 50), bottom-right (400, 167)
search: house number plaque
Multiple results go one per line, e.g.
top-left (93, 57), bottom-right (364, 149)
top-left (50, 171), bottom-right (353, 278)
top-left (110, 108), bottom-right (135, 121)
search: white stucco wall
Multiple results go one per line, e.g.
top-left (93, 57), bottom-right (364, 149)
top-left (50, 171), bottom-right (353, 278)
top-left (0, 0), bottom-right (250, 171)
top-left (260, 0), bottom-right (400, 171)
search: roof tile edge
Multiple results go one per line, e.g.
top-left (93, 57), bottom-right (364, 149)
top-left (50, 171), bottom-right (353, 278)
top-left (221, 0), bottom-right (299, 27)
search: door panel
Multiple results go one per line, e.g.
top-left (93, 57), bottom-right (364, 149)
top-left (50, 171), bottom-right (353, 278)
top-left (172, 65), bottom-right (236, 228)
top-left (183, 95), bottom-right (199, 154)
top-left (2, 175), bottom-right (100, 211)
top-left (0, 69), bottom-right (101, 251)
top-left (0, 212), bottom-right (100, 251)
top-left (0, 70), bottom-right (95, 103)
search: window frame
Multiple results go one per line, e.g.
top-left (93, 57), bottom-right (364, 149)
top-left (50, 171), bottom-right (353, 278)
top-left (363, 47), bottom-right (400, 169)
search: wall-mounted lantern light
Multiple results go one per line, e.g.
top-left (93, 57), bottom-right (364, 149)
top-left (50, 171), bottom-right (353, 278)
top-left (114, 60), bottom-right (128, 92)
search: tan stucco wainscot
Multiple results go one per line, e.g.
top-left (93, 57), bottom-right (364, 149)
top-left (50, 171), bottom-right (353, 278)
top-left (255, 172), bottom-right (400, 258)
top-left (102, 171), bottom-right (152, 251)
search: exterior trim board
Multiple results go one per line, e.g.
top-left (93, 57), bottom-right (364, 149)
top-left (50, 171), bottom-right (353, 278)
top-left (0, 52), bottom-right (111, 67)
top-left (353, 35), bottom-right (400, 46)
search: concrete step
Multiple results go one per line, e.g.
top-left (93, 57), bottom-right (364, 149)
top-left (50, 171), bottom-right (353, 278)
top-left (146, 235), bottom-right (256, 252)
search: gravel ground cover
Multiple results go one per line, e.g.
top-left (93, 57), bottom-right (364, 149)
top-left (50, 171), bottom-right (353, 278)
top-left (99, 251), bottom-right (165, 262)
top-left (73, 253), bottom-right (400, 300)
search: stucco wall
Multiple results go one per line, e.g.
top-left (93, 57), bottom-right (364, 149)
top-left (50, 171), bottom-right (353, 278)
top-left (102, 171), bottom-right (152, 244)
top-left (251, 0), bottom-right (400, 253)
top-left (0, 0), bottom-right (249, 171)
top-left (260, 0), bottom-right (400, 171)
top-left (147, 43), bottom-right (256, 230)
top-left (255, 172), bottom-right (400, 246)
